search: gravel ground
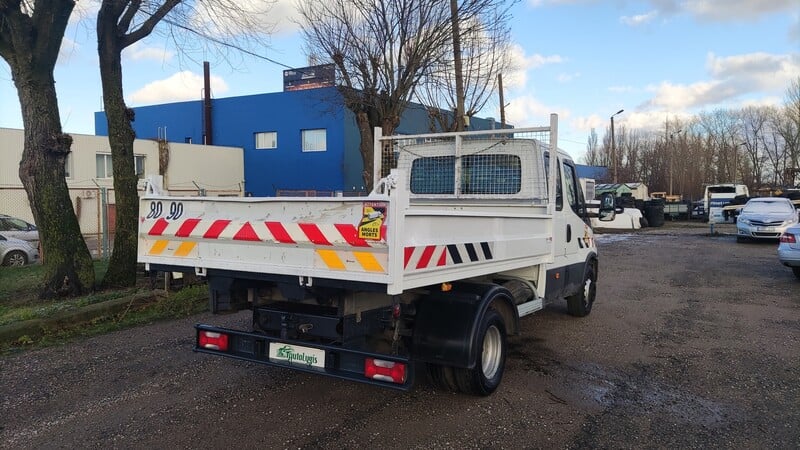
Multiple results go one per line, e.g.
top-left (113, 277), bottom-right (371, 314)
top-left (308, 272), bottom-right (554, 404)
top-left (1, 222), bottom-right (798, 449)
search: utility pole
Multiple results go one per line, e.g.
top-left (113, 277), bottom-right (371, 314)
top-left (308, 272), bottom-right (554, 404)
top-left (610, 109), bottom-right (624, 183)
top-left (450, 0), bottom-right (466, 131)
top-left (669, 129), bottom-right (683, 196)
top-left (498, 73), bottom-right (506, 129)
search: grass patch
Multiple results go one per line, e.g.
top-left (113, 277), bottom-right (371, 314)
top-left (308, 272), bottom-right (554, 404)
top-left (29, 284), bottom-right (209, 350)
top-left (0, 263), bottom-right (209, 354)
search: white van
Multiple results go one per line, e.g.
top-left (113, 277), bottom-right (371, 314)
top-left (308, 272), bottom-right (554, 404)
top-left (704, 184), bottom-right (749, 223)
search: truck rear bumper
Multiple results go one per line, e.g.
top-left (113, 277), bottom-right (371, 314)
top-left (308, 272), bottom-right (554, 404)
top-left (194, 324), bottom-right (414, 390)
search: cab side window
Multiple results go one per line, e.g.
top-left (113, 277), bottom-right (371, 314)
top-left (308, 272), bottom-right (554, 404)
top-left (562, 162), bottom-right (579, 214)
top-left (543, 154), bottom-right (563, 211)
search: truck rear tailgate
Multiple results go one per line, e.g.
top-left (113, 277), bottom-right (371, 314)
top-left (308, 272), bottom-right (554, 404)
top-left (138, 196), bottom-right (392, 285)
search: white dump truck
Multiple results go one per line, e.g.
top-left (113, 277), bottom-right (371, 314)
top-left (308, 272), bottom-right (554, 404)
top-left (137, 115), bottom-right (616, 395)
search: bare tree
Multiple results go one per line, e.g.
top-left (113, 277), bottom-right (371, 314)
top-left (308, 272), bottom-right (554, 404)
top-left (0, 0), bottom-right (96, 297)
top-left (776, 77), bottom-right (800, 186)
top-left (582, 128), bottom-right (600, 166)
top-left (96, 1), bottom-right (273, 287)
top-left (417, 0), bottom-right (516, 132)
top-left (296, 0), bottom-right (506, 189)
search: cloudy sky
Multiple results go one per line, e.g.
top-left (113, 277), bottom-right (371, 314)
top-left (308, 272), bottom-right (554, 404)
top-left (0, 0), bottom-right (798, 159)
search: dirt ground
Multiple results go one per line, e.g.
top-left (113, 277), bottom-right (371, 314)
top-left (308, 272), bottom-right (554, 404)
top-left (1, 222), bottom-right (798, 449)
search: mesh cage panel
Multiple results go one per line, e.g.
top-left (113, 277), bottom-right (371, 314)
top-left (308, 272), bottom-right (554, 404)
top-left (379, 128), bottom-right (550, 202)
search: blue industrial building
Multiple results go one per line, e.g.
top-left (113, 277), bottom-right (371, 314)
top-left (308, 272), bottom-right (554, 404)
top-left (95, 86), bottom-right (500, 197)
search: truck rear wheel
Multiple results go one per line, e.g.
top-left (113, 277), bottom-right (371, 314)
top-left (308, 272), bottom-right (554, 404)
top-left (453, 309), bottom-right (507, 396)
top-left (567, 261), bottom-right (596, 317)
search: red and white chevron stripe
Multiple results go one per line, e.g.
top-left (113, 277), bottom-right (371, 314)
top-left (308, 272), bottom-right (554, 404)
top-left (144, 218), bottom-right (387, 248)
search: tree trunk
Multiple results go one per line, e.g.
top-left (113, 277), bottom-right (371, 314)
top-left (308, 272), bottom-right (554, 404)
top-left (12, 66), bottom-right (95, 297)
top-left (97, 23), bottom-right (139, 288)
top-left (357, 112), bottom-right (375, 190)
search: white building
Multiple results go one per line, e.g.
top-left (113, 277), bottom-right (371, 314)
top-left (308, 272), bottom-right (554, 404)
top-left (0, 128), bottom-right (244, 238)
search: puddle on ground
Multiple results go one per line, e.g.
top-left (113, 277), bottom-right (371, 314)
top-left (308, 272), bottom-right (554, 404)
top-left (570, 362), bottom-right (739, 427)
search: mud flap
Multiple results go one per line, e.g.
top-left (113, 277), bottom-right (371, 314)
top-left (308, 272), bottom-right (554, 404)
top-left (412, 283), bottom-right (516, 369)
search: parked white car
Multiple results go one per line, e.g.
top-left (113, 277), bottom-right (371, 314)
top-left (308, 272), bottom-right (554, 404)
top-left (778, 224), bottom-right (800, 279)
top-left (0, 214), bottom-right (39, 247)
top-left (736, 197), bottom-right (798, 242)
top-left (0, 233), bottom-right (40, 266)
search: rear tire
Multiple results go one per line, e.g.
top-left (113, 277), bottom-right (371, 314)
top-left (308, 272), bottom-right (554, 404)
top-left (567, 261), bottom-right (596, 317)
top-left (792, 267), bottom-right (800, 280)
top-left (3, 250), bottom-right (27, 267)
top-left (426, 364), bottom-right (459, 392)
top-left (452, 309), bottom-right (507, 396)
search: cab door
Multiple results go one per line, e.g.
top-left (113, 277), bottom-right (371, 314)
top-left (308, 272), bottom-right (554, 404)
top-left (561, 160), bottom-right (585, 260)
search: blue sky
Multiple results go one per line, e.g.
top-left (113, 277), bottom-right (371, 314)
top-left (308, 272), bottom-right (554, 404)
top-left (1, 0), bottom-right (798, 160)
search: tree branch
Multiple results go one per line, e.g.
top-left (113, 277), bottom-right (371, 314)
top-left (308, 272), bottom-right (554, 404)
top-left (122, 0), bottom-right (181, 48)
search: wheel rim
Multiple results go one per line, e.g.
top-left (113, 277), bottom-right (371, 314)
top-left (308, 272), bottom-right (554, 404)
top-left (482, 325), bottom-right (502, 379)
top-left (7, 252), bottom-right (25, 266)
top-left (583, 277), bottom-right (593, 302)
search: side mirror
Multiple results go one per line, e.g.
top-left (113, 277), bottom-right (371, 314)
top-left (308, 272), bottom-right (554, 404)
top-left (598, 192), bottom-right (616, 222)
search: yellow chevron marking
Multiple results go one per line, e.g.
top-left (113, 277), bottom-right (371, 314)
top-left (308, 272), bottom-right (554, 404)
top-left (149, 240), bottom-right (168, 255)
top-left (174, 241), bottom-right (197, 257)
top-left (317, 249), bottom-right (346, 270)
top-left (353, 251), bottom-right (384, 273)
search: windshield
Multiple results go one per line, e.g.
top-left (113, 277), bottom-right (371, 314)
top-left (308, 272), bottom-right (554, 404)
top-left (708, 186), bottom-right (736, 194)
top-left (743, 200), bottom-right (793, 214)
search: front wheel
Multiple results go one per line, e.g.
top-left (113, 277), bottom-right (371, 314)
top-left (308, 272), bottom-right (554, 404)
top-left (3, 250), bottom-right (27, 266)
top-left (567, 261), bottom-right (596, 317)
top-left (453, 309), bottom-right (507, 396)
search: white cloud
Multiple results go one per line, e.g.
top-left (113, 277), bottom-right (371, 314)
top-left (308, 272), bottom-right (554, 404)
top-left (129, 71), bottom-right (229, 105)
top-left (682, 0), bottom-right (797, 22)
top-left (615, 110), bottom-right (693, 133)
top-left (528, 0), bottom-right (589, 7)
top-left (504, 95), bottom-right (571, 127)
top-left (570, 114), bottom-right (605, 133)
top-left (69, 0), bottom-right (100, 25)
top-left (123, 43), bottom-right (175, 62)
top-left (620, 10), bottom-right (658, 26)
top-left (57, 38), bottom-right (80, 66)
top-left (504, 44), bottom-right (565, 89)
top-left (641, 52), bottom-right (800, 111)
top-left (531, 0), bottom-right (796, 22)
top-left (192, 0), bottom-right (299, 38)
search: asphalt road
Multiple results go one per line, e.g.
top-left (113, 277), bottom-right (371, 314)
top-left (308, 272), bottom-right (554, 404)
top-left (1, 223), bottom-right (798, 449)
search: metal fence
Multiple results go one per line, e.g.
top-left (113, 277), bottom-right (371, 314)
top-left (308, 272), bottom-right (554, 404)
top-left (375, 125), bottom-right (554, 203)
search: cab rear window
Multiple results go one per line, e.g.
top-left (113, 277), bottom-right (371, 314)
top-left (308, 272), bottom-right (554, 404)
top-left (410, 154), bottom-right (521, 195)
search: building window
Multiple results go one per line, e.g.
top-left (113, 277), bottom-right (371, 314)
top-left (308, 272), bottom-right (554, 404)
top-left (135, 155), bottom-right (145, 179)
top-left (301, 129), bottom-right (326, 152)
top-left (255, 131), bottom-right (277, 149)
top-left (96, 154), bottom-right (146, 179)
top-left (96, 153), bottom-right (113, 178)
top-left (64, 154), bottom-right (73, 179)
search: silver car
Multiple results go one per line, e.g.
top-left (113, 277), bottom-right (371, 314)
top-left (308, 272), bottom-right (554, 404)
top-left (0, 214), bottom-right (39, 246)
top-left (0, 233), bottom-right (40, 266)
top-left (736, 197), bottom-right (798, 242)
top-left (778, 224), bottom-right (800, 279)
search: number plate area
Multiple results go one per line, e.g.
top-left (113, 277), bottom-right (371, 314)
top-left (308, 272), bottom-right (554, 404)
top-left (268, 342), bottom-right (326, 369)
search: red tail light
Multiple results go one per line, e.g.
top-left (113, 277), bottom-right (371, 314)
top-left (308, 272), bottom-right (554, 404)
top-left (780, 233), bottom-right (797, 244)
top-left (199, 331), bottom-right (229, 351)
top-left (365, 358), bottom-right (407, 384)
